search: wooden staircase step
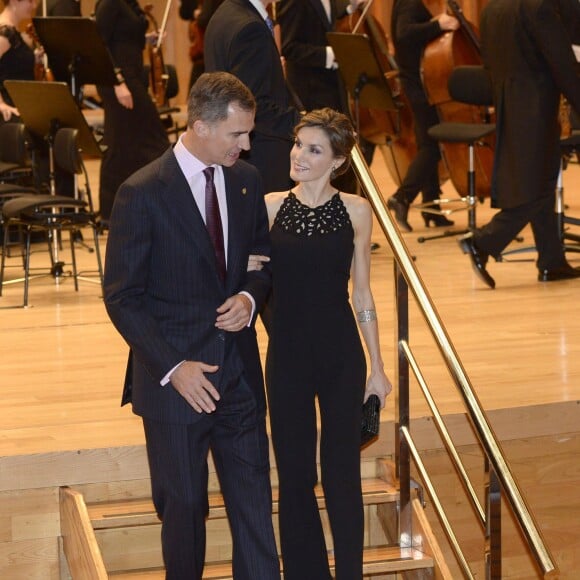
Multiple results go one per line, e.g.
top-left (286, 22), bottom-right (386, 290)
top-left (88, 477), bottom-right (398, 529)
top-left (110, 546), bottom-right (433, 578)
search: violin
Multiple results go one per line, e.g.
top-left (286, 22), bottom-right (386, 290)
top-left (144, 1), bottom-right (172, 107)
top-left (25, 22), bottom-right (54, 82)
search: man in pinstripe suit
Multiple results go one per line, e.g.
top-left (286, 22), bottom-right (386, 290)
top-left (103, 72), bottom-right (279, 579)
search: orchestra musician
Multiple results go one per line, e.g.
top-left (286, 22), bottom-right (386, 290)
top-left (0, 0), bottom-right (74, 196)
top-left (277, 0), bottom-right (359, 113)
top-left (95, 0), bottom-right (169, 229)
top-left (276, 0), bottom-right (375, 196)
top-left (387, 0), bottom-right (458, 232)
top-left (459, 0), bottom-right (580, 287)
top-left (204, 0), bottom-right (301, 193)
top-left (0, 0), bottom-right (40, 122)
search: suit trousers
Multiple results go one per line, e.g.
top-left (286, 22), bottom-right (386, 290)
top-left (268, 371), bottom-right (365, 580)
top-left (473, 193), bottom-right (566, 271)
top-left (395, 93), bottom-right (442, 205)
top-left (143, 377), bottom-right (280, 580)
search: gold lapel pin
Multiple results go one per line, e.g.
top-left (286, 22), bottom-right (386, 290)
top-left (242, 187), bottom-right (247, 195)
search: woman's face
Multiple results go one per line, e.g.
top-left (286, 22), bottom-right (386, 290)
top-left (290, 126), bottom-right (342, 184)
top-left (12, 0), bottom-right (37, 21)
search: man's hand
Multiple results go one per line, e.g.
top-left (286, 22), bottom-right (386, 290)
top-left (215, 294), bottom-right (252, 331)
top-left (170, 361), bottom-right (220, 413)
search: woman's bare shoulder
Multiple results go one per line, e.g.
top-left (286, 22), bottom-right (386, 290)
top-left (338, 192), bottom-right (371, 222)
top-left (264, 190), bottom-right (289, 210)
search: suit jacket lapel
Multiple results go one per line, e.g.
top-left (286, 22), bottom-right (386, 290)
top-left (308, 0), bottom-right (331, 28)
top-left (158, 150), bottom-right (222, 278)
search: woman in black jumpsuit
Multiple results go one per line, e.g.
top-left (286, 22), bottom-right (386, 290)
top-left (251, 108), bottom-right (391, 579)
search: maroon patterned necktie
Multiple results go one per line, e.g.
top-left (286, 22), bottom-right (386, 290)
top-left (203, 167), bottom-right (226, 282)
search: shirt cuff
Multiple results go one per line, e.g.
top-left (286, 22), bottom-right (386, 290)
top-left (238, 291), bottom-right (256, 326)
top-left (161, 360), bottom-right (186, 386)
top-left (326, 46), bottom-right (337, 69)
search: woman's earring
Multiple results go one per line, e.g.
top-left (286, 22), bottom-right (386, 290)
top-left (330, 164), bottom-right (336, 180)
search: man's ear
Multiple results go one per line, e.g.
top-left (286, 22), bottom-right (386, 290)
top-left (193, 119), bottom-right (209, 137)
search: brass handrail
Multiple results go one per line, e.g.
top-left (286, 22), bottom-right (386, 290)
top-left (352, 144), bottom-right (557, 577)
top-left (401, 340), bottom-right (485, 528)
top-left (400, 425), bottom-right (475, 579)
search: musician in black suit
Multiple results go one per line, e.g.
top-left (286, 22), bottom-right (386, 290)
top-left (277, 0), bottom-right (375, 195)
top-left (387, 0), bottom-right (458, 231)
top-left (204, 0), bottom-right (301, 193)
top-left (103, 72), bottom-right (279, 580)
top-left (459, 0), bottom-right (580, 287)
top-left (277, 0), bottom-right (351, 112)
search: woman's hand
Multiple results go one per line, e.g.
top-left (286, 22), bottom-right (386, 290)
top-left (0, 101), bottom-right (19, 122)
top-left (247, 254), bottom-right (270, 272)
top-left (146, 30), bottom-right (166, 46)
top-left (114, 83), bottom-right (133, 110)
top-left (364, 369), bottom-right (392, 408)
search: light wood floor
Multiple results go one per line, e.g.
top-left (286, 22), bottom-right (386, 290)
top-left (2, 151), bottom-right (580, 459)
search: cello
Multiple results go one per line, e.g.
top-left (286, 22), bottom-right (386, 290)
top-left (421, 0), bottom-right (494, 200)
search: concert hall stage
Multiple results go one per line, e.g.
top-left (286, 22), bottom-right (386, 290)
top-left (2, 155), bottom-right (580, 578)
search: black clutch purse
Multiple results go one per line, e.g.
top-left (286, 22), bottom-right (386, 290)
top-left (361, 394), bottom-right (380, 447)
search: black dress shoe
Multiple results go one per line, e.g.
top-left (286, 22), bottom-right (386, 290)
top-left (422, 212), bottom-right (455, 227)
top-left (387, 195), bottom-right (412, 232)
top-left (458, 233), bottom-right (496, 289)
top-left (538, 263), bottom-right (580, 282)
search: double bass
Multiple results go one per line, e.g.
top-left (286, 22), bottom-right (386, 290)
top-left (421, 0), bottom-right (494, 200)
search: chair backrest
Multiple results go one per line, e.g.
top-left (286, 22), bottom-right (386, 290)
top-left (0, 122), bottom-right (31, 166)
top-left (142, 63), bottom-right (179, 101)
top-left (448, 65), bottom-right (494, 107)
top-left (164, 64), bottom-right (179, 101)
top-left (53, 128), bottom-right (82, 175)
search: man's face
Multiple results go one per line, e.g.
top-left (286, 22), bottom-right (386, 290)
top-left (196, 102), bottom-right (254, 167)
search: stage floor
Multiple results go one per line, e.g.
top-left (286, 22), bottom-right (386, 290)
top-left (2, 152), bottom-right (580, 460)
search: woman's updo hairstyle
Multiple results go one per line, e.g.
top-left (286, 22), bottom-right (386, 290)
top-left (294, 107), bottom-right (357, 177)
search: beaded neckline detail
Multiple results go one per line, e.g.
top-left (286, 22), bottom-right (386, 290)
top-left (274, 191), bottom-right (351, 236)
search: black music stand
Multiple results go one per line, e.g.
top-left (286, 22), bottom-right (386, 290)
top-left (32, 17), bottom-right (116, 99)
top-left (4, 80), bottom-right (101, 279)
top-left (326, 32), bottom-right (398, 135)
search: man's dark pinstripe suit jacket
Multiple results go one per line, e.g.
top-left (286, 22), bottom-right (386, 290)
top-left (103, 147), bottom-right (272, 425)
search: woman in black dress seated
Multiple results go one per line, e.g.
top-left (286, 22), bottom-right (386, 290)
top-left (95, 0), bottom-right (169, 227)
top-left (0, 0), bottom-right (75, 197)
top-left (0, 0), bottom-right (36, 122)
top-left (250, 108), bottom-right (392, 579)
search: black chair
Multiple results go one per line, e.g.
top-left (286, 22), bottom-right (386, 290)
top-left (556, 121), bottom-right (580, 253)
top-left (0, 122), bottom-right (34, 184)
top-left (0, 127), bottom-right (103, 308)
top-left (419, 65), bottom-right (496, 243)
top-left (0, 122), bottom-right (40, 254)
top-left (143, 62), bottom-right (186, 142)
